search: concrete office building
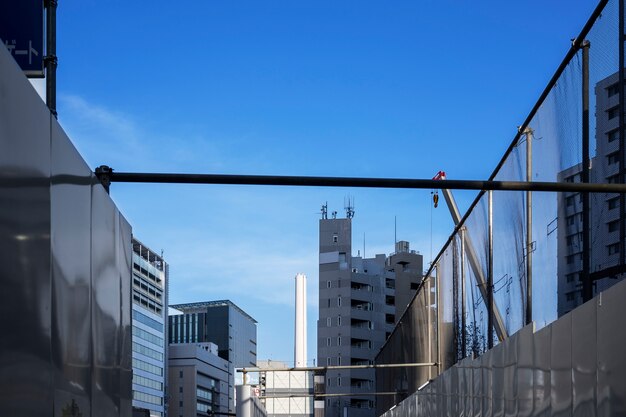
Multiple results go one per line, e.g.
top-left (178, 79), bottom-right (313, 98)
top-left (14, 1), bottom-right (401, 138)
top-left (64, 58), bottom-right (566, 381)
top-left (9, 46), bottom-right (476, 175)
top-left (317, 211), bottom-right (422, 417)
top-left (168, 343), bottom-right (230, 417)
top-left (132, 239), bottom-right (169, 417)
top-left (557, 72), bottom-right (625, 316)
top-left (169, 300), bottom-right (258, 412)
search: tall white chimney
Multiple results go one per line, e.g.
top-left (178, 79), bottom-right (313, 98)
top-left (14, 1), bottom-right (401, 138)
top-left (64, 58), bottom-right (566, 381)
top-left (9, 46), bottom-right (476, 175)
top-left (294, 273), bottom-right (307, 368)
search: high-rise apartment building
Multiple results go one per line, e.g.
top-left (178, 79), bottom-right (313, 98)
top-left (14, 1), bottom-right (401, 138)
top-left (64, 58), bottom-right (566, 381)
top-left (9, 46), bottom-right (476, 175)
top-left (169, 300), bottom-right (258, 412)
top-left (131, 239), bottom-right (169, 417)
top-left (168, 342), bottom-right (230, 417)
top-left (557, 72), bottom-right (625, 315)
top-left (317, 214), bottom-right (422, 417)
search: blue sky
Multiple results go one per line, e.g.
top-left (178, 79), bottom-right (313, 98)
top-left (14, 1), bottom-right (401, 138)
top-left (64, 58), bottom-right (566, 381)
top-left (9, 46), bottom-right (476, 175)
top-left (44, 0), bottom-right (598, 364)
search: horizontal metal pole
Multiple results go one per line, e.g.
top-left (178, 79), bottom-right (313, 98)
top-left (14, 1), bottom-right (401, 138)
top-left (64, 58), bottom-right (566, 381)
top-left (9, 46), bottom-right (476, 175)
top-left (238, 363), bottom-right (437, 373)
top-left (259, 392), bottom-right (402, 399)
top-left (100, 170), bottom-right (626, 193)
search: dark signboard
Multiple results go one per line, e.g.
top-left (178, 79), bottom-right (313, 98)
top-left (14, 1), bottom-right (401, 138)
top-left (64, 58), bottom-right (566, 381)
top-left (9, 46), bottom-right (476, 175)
top-left (0, 0), bottom-right (44, 77)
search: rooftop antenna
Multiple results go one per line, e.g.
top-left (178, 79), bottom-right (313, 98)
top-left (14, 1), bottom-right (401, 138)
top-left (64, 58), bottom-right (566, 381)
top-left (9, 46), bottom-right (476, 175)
top-left (321, 202), bottom-right (328, 220)
top-left (345, 196), bottom-right (355, 219)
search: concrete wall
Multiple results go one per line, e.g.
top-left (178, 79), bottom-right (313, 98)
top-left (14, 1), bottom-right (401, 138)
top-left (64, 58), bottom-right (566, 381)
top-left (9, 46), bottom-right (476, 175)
top-left (0, 43), bottom-right (132, 416)
top-left (379, 278), bottom-right (626, 417)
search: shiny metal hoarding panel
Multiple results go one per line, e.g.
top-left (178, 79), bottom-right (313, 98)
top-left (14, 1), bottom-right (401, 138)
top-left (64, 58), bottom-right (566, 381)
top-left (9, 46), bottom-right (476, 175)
top-left (533, 325), bottom-right (551, 417)
top-left (571, 299), bottom-right (596, 417)
top-left (0, 41), bottom-right (52, 416)
top-left (517, 325), bottom-right (534, 417)
top-left (51, 121), bottom-right (96, 417)
top-left (91, 186), bottom-right (122, 416)
top-left (472, 353), bottom-right (482, 417)
top-left (118, 216), bottom-right (132, 417)
top-left (483, 349), bottom-right (493, 416)
top-left (503, 330), bottom-right (518, 417)
top-left (492, 343), bottom-right (505, 417)
top-left (596, 282), bottom-right (626, 417)
top-left (550, 313), bottom-right (572, 417)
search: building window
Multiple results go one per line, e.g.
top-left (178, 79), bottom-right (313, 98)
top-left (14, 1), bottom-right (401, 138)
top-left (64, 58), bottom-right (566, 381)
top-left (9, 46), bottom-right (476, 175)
top-left (608, 220), bottom-right (620, 233)
top-left (566, 233), bottom-right (581, 247)
top-left (180, 370), bottom-right (183, 378)
top-left (337, 297), bottom-right (341, 307)
top-left (567, 213), bottom-right (582, 226)
top-left (327, 337), bottom-right (331, 346)
top-left (132, 358), bottom-right (163, 376)
top-left (327, 317), bottom-right (331, 327)
top-left (607, 152), bottom-right (620, 166)
top-left (565, 195), bottom-right (578, 207)
top-left (133, 374), bottom-right (163, 391)
top-left (337, 337), bottom-right (341, 346)
top-left (337, 316), bottom-right (341, 326)
top-left (179, 386), bottom-right (183, 393)
top-left (333, 234), bottom-right (338, 243)
top-left (337, 377), bottom-right (341, 387)
top-left (607, 82), bottom-right (620, 97)
top-left (179, 401), bottom-right (183, 407)
top-left (132, 391), bottom-right (163, 406)
top-left (337, 356), bottom-right (341, 366)
top-left (327, 299), bottom-right (331, 308)
top-left (327, 357), bottom-right (332, 366)
top-left (566, 253), bottom-right (582, 265)
top-left (608, 106), bottom-right (619, 120)
top-left (566, 273), bottom-right (578, 283)
top-left (607, 174), bottom-right (620, 184)
top-left (566, 292), bottom-right (576, 301)
top-left (608, 197), bottom-right (620, 210)
top-left (608, 243), bottom-right (620, 255)
top-left (608, 129), bottom-right (619, 143)
top-left (327, 281), bottom-right (331, 288)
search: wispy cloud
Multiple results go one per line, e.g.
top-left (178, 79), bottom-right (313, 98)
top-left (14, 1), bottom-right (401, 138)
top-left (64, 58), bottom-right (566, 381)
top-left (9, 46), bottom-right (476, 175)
top-left (57, 94), bottom-right (232, 173)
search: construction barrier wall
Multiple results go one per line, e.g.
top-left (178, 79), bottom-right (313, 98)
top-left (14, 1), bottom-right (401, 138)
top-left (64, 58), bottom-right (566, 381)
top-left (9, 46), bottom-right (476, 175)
top-left (0, 38), bottom-right (132, 417)
top-left (379, 278), bottom-right (626, 417)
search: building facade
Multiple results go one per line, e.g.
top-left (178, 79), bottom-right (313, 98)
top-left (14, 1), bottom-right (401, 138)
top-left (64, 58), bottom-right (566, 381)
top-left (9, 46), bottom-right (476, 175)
top-left (169, 300), bottom-right (258, 412)
top-left (168, 343), bottom-right (230, 417)
top-left (557, 72), bottom-right (625, 316)
top-left (257, 360), bottom-right (314, 417)
top-left (317, 215), bottom-right (422, 417)
top-left (132, 239), bottom-right (169, 417)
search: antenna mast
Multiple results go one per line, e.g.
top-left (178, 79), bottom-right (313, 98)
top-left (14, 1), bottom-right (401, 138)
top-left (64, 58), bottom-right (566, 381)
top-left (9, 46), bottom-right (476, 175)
top-left (345, 196), bottom-right (355, 219)
top-left (321, 202), bottom-right (328, 219)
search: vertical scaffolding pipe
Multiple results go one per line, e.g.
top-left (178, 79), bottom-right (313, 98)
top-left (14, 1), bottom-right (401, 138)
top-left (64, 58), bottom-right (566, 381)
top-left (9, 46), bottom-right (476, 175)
top-left (524, 128), bottom-right (533, 326)
top-left (460, 227), bottom-right (467, 358)
top-left (488, 190), bottom-right (494, 350)
top-left (435, 265), bottom-right (442, 374)
top-left (45, 0), bottom-right (58, 118)
top-left (581, 40), bottom-right (592, 303)
top-left (427, 276), bottom-right (433, 380)
top-left (618, 0), bottom-right (626, 265)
